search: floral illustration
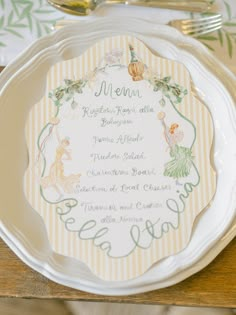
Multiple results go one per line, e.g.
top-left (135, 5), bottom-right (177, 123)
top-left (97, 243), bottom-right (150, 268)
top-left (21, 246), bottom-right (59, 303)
top-left (49, 78), bottom-right (87, 109)
top-left (48, 45), bottom-right (188, 110)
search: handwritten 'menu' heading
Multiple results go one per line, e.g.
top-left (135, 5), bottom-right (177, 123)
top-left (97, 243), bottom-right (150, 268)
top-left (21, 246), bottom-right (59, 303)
top-left (94, 80), bottom-right (142, 99)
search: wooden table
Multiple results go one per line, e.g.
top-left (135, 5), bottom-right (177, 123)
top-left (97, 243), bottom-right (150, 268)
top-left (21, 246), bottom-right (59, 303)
top-left (0, 238), bottom-right (235, 308)
top-left (0, 66), bottom-right (235, 309)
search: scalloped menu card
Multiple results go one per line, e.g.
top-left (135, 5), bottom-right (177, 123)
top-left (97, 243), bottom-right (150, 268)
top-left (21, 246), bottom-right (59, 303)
top-left (24, 36), bottom-right (216, 281)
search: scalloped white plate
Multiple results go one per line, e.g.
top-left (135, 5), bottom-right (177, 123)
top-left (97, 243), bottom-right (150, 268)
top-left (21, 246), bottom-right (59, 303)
top-left (0, 18), bottom-right (235, 295)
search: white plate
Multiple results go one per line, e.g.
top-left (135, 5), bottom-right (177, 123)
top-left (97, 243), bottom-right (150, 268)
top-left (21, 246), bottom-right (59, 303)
top-left (0, 18), bottom-right (235, 295)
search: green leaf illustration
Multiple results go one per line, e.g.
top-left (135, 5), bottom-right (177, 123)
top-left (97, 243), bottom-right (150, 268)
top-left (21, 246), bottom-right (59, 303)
top-left (34, 9), bottom-right (55, 14)
top-left (7, 10), bottom-right (14, 25)
top-left (6, 8), bottom-right (27, 30)
top-left (0, 0), bottom-right (64, 49)
top-left (217, 29), bottom-right (224, 46)
top-left (10, 0), bottom-right (20, 17)
top-left (201, 42), bottom-right (215, 51)
top-left (14, 0), bottom-right (32, 4)
top-left (0, 16), bottom-right (4, 29)
top-left (43, 24), bottom-right (51, 34)
top-left (163, 76), bottom-right (171, 83)
top-left (224, 22), bottom-right (236, 27)
top-left (14, 23), bottom-right (27, 28)
top-left (4, 27), bottom-right (23, 38)
top-left (224, 1), bottom-right (232, 20)
top-left (197, 35), bottom-right (218, 41)
top-left (35, 20), bottom-right (42, 37)
top-left (0, 0), bottom-right (4, 10)
top-left (19, 4), bottom-right (34, 19)
top-left (196, 0), bottom-right (236, 58)
top-left (226, 32), bottom-right (233, 58)
top-left (27, 15), bottom-right (33, 32)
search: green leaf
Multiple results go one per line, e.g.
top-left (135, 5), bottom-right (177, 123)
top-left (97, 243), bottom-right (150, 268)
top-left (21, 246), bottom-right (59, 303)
top-left (200, 12), bottom-right (214, 17)
top-left (12, 23), bottom-right (28, 28)
top-left (217, 29), bottom-right (223, 46)
top-left (226, 32), bottom-right (233, 58)
top-left (35, 20), bottom-right (42, 37)
top-left (197, 35), bottom-right (218, 41)
top-left (10, 0), bottom-right (20, 17)
top-left (4, 27), bottom-right (24, 38)
top-left (163, 76), bottom-right (171, 83)
top-left (223, 22), bottom-right (236, 27)
top-left (0, 16), bottom-right (4, 29)
top-left (175, 96), bottom-right (182, 104)
top-left (224, 1), bottom-right (232, 20)
top-left (7, 11), bottom-right (14, 26)
top-left (55, 99), bottom-right (61, 107)
top-left (20, 4), bottom-right (34, 19)
top-left (202, 42), bottom-right (215, 51)
top-left (0, 41), bottom-right (6, 47)
top-left (27, 15), bottom-right (33, 32)
top-left (14, 0), bottom-right (32, 4)
top-left (0, 0), bottom-right (4, 9)
top-left (43, 25), bottom-right (51, 34)
top-left (65, 79), bottom-right (73, 85)
top-left (34, 9), bottom-right (55, 14)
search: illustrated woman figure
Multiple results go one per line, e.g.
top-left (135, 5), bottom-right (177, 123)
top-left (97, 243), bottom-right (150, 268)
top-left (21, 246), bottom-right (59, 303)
top-left (158, 111), bottom-right (193, 185)
top-left (40, 118), bottom-right (81, 200)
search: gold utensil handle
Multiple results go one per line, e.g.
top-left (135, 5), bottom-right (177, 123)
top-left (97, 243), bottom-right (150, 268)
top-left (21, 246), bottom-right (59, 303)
top-left (125, 0), bottom-right (211, 12)
top-left (48, 0), bottom-right (211, 16)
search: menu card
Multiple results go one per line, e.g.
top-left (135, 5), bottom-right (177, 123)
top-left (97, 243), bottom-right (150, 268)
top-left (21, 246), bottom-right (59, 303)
top-left (24, 36), bottom-right (216, 281)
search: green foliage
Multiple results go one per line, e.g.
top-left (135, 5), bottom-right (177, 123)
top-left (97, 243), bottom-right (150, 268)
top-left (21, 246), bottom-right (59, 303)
top-left (0, 0), bottom-right (63, 47)
top-left (196, 1), bottom-right (236, 59)
top-left (224, 0), bottom-right (232, 20)
top-left (0, 0), bottom-right (4, 10)
top-left (152, 76), bottom-right (187, 104)
top-left (49, 79), bottom-right (87, 108)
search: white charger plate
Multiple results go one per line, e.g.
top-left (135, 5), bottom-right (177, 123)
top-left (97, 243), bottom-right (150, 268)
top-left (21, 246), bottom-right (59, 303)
top-left (0, 18), bottom-right (235, 295)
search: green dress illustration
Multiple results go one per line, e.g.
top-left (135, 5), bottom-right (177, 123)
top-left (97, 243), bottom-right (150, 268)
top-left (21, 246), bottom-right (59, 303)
top-left (164, 145), bottom-right (193, 179)
top-left (158, 112), bottom-right (194, 184)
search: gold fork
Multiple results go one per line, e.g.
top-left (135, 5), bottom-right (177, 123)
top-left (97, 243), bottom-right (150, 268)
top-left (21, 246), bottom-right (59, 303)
top-left (169, 13), bottom-right (222, 36)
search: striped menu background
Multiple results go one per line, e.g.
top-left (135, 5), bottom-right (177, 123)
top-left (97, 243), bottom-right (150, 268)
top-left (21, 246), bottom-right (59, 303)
top-left (24, 36), bottom-right (216, 281)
